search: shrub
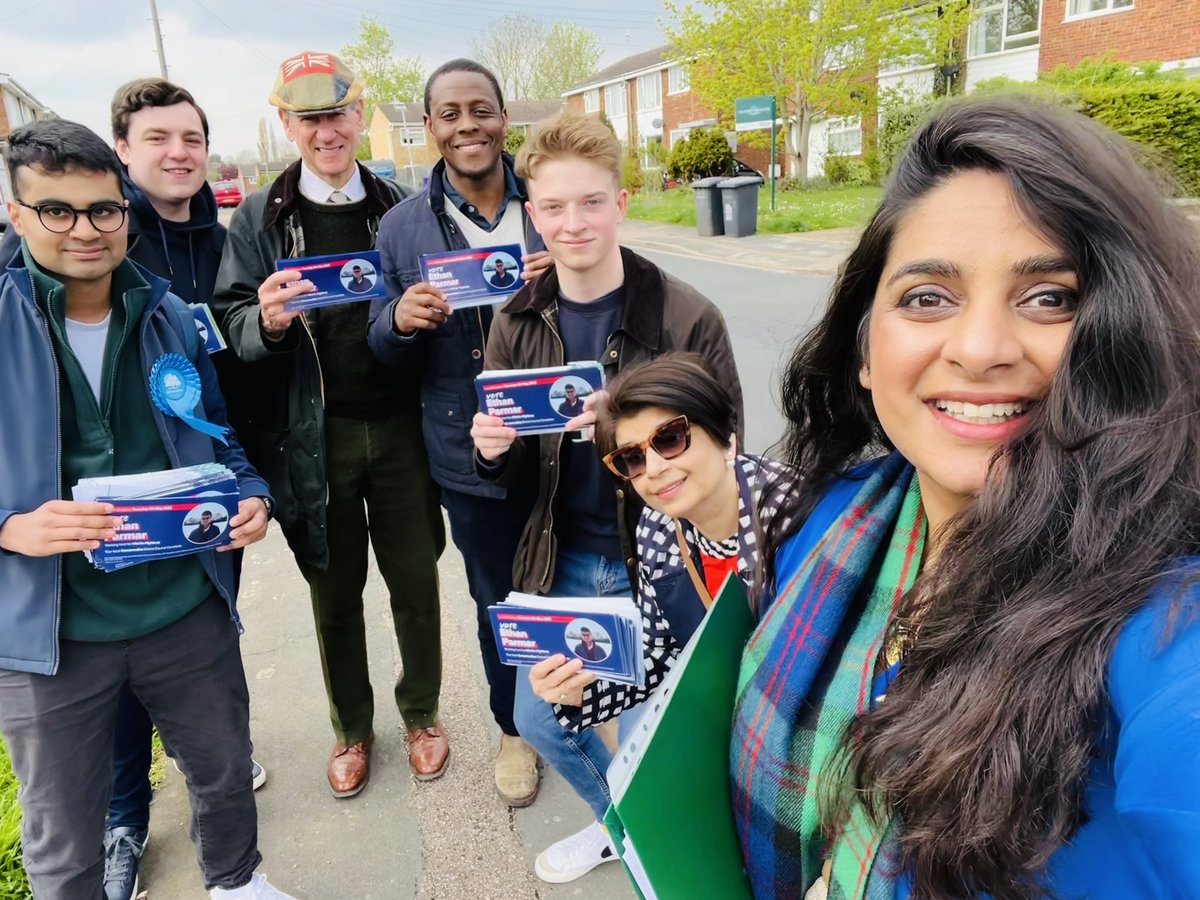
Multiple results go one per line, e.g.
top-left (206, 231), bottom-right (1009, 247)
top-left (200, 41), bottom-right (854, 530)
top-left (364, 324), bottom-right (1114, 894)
top-left (1, 740), bottom-right (30, 899)
top-left (623, 146), bottom-right (645, 193)
top-left (504, 128), bottom-right (526, 155)
top-left (666, 128), bottom-right (734, 182)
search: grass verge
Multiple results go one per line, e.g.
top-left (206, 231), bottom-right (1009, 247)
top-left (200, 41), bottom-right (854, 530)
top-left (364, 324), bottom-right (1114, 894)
top-left (0, 739), bottom-right (31, 900)
top-left (625, 184), bottom-right (883, 234)
top-left (0, 729), bottom-right (166, 897)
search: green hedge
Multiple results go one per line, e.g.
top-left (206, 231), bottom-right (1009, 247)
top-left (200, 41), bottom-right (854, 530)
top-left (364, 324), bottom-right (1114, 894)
top-left (1079, 82), bottom-right (1200, 195)
top-left (876, 79), bottom-right (1200, 196)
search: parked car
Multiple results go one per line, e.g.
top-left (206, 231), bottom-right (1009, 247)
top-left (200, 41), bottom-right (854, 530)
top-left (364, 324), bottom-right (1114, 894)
top-left (212, 180), bottom-right (243, 207)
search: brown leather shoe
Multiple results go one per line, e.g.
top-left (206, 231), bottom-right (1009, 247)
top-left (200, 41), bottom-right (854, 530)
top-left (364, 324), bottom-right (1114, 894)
top-left (328, 737), bottom-right (373, 798)
top-left (407, 723), bottom-right (449, 781)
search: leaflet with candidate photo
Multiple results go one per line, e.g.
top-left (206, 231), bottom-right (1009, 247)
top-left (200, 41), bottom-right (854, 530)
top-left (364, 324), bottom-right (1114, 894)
top-left (277, 250), bottom-right (387, 311)
top-left (488, 592), bottom-right (644, 687)
top-left (73, 465), bottom-right (241, 573)
top-left (475, 362), bottom-right (605, 436)
top-left (419, 243), bottom-right (525, 309)
top-left (188, 302), bottom-right (228, 354)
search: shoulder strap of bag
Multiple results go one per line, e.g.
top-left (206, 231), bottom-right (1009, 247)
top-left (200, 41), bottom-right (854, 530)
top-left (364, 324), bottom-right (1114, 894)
top-left (675, 518), bottom-right (715, 610)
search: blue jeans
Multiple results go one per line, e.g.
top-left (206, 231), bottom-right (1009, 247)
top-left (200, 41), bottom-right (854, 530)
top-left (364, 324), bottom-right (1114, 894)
top-left (513, 548), bottom-right (631, 821)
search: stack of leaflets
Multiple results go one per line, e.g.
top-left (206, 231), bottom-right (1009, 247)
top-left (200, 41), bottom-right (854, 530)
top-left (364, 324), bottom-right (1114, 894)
top-left (71, 464), bottom-right (240, 573)
top-left (475, 362), bottom-right (606, 436)
top-left (489, 592), bottom-right (645, 687)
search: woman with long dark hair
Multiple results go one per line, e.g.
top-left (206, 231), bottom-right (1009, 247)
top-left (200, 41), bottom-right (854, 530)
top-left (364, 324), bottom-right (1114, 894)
top-left (733, 97), bottom-right (1200, 899)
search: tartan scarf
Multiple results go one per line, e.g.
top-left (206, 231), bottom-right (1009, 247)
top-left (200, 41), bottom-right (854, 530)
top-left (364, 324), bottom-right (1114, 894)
top-left (731, 454), bottom-right (925, 899)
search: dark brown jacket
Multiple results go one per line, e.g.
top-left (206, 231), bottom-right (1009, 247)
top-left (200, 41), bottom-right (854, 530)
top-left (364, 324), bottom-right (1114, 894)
top-left (478, 246), bottom-right (743, 593)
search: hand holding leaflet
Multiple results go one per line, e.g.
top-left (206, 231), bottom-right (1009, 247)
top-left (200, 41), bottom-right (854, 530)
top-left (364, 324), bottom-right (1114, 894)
top-left (276, 250), bottom-right (387, 312)
top-left (419, 243), bottom-right (526, 309)
top-left (489, 592), bottom-right (645, 687)
top-left (476, 362), bottom-right (605, 437)
top-left (72, 464), bottom-right (241, 572)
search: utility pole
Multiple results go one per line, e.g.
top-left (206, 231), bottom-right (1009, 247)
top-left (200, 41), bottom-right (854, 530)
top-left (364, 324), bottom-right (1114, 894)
top-left (148, 0), bottom-right (168, 78)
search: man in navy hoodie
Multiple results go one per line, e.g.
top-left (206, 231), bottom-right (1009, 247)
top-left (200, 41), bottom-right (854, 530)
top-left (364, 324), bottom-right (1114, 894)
top-left (0, 78), bottom-right (261, 900)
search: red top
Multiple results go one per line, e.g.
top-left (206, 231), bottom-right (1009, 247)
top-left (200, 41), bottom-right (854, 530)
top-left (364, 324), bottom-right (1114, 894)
top-left (700, 552), bottom-right (739, 597)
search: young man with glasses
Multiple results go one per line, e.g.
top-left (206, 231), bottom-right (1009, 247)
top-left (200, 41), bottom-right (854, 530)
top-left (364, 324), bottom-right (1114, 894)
top-left (0, 77), bottom-right (268, 900)
top-left (470, 112), bottom-right (742, 884)
top-left (0, 119), bottom-right (293, 900)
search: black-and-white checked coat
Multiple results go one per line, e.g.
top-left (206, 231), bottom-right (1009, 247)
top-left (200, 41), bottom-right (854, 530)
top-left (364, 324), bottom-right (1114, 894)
top-left (554, 453), bottom-right (794, 731)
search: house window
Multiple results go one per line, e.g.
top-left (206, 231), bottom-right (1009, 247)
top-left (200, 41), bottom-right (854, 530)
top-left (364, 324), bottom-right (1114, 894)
top-left (668, 65), bottom-right (689, 95)
top-left (637, 72), bottom-right (662, 111)
top-left (605, 84), bottom-right (627, 117)
top-left (826, 117), bottom-right (863, 156)
top-left (969, 0), bottom-right (1041, 56)
top-left (396, 125), bottom-right (425, 146)
top-left (669, 128), bottom-right (691, 148)
top-left (1067, 0), bottom-right (1132, 15)
top-left (642, 134), bottom-right (664, 170)
top-left (583, 89), bottom-right (599, 113)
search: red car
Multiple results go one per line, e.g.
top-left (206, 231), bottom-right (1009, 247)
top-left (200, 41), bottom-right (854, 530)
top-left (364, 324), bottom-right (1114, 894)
top-left (212, 180), bottom-right (243, 207)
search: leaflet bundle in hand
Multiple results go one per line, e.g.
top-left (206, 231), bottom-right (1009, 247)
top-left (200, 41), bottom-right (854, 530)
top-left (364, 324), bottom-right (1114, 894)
top-left (72, 464), bottom-right (240, 573)
top-left (489, 592), bottom-right (645, 687)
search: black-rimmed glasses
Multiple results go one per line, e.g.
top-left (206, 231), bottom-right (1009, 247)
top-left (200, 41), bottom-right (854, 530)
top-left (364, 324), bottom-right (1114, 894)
top-left (15, 199), bottom-right (128, 234)
top-left (602, 415), bottom-right (692, 480)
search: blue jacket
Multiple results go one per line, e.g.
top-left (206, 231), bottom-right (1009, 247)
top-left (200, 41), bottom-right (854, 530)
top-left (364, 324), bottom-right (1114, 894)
top-left (768, 466), bottom-right (1200, 899)
top-left (367, 156), bottom-right (545, 498)
top-left (0, 250), bottom-right (270, 676)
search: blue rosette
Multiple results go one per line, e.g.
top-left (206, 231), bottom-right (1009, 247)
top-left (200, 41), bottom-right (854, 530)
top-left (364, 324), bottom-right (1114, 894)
top-left (149, 353), bottom-right (230, 446)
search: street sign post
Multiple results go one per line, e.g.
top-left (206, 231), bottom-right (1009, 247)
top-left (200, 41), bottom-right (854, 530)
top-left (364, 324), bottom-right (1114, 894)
top-left (734, 95), bottom-right (777, 211)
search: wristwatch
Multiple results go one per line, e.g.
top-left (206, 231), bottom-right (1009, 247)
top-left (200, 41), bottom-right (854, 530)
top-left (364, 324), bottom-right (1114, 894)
top-left (258, 496), bottom-right (275, 521)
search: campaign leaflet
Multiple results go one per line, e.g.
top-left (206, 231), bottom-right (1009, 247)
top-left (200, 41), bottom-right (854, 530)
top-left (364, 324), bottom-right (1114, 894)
top-left (72, 465), bottom-right (241, 573)
top-left (277, 250), bottom-right (387, 312)
top-left (475, 362), bottom-right (605, 436)
top-left (189, 302), bottom-right (227, 354)
top-left (489, 592), bottom-right (645, 687)
top-left (418, 243), bottom-right (525, 310)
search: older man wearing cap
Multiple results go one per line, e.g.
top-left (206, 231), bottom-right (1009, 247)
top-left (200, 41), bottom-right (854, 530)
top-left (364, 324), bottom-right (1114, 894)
top-left (213, 51), bottom-right (448, 797)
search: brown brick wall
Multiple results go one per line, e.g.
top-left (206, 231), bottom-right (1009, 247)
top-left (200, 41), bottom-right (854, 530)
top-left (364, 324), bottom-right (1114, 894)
top-left (0, 96), bottom-right (11, 140)
top-left (663, 81), bottom-right (717, 149)
top-left (567, 93), bottom-right (586, 115)
top-left (1039, 0), bottom-right (1200, 72)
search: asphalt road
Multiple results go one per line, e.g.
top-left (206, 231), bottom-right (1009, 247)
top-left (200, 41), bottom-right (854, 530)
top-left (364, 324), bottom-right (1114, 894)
top-left (138, 239), bottom-right (836, 899)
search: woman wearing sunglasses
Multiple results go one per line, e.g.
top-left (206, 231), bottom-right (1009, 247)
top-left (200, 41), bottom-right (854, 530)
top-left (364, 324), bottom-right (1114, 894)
top-left (529, 353), bottom-right (792, 735)
top-left (735, 97), bottom-right (1200, 900)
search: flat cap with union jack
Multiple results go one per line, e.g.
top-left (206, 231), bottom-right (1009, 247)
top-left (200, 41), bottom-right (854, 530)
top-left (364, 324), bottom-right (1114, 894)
top-left (269, 51), bottom-right (364, 115)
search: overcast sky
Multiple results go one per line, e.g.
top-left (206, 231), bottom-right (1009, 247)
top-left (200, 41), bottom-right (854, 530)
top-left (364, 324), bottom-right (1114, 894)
top-left (1, 0), bottom-right (670, 159)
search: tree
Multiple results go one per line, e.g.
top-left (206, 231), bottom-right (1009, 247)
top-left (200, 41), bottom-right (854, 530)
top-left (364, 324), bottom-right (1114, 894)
top-left (257, 117), bottom-right (278, 163)
top-left (472, 15), bottom-right (602, 100)
top-left (339, 16), bottom-right (424, 105)
top-left (665, 0), bottom-right (918, 179)
top-left (530, 22), bottom-right (603, 99)
top-left (218, 162), bottom-right (240, 180)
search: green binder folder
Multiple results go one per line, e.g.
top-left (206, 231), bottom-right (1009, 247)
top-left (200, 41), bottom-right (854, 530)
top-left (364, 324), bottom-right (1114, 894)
top-left (603, 575), bottom-right (756, 899)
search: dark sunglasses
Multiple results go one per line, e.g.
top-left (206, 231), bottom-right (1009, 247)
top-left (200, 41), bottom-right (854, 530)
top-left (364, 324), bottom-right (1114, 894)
top-left (602, 415), bottom-right (691, 480)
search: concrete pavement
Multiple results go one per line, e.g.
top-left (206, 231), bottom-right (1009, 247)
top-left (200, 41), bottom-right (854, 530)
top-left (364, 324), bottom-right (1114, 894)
top-left (138, 524), bottom-right (635, 899)
top-left (617, 219), bottom-right (857, 276)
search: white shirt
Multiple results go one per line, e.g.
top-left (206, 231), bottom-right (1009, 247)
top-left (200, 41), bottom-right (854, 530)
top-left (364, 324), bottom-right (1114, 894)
top-left (298, 161), bottom-right (366, 203)
top-left (65, 312), bottom-right (112, 405)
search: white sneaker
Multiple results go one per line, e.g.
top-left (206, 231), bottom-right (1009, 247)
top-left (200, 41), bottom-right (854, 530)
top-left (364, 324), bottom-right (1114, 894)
top-left (533, 821), bottom-right (618, 883)
top-left (209, 872), bottom-right (297, 899)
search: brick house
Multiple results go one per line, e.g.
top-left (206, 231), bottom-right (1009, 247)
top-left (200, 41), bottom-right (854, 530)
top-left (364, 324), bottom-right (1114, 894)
top-left (563, 45), bottom-right (777, 180)
top-left (368, 98), bottom-right (566, 186)
top-left (0, 72), bottom-right (54, 204)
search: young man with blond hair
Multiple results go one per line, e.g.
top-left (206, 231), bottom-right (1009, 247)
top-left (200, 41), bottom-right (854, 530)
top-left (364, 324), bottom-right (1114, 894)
top-left (471, 111), bottom-right (743, 883)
